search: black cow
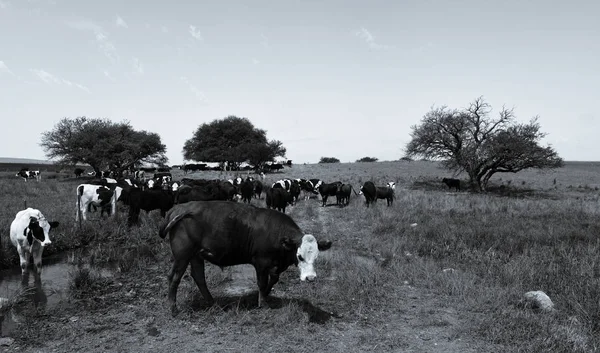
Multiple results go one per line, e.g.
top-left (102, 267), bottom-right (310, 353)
top-left (318, 181), bottom-right (342, 207)
top-left (182, 164), bottom-right (207, 174)
top-left (239, 178), bottom-right (255, 204)
top-left (376, 186), bottom-right (395, 206)
top-left (140, 167), bottom-right (157, 173)
top-left (125, 188), bottom-right (175, 225)
top-left (253, 179), bottom-right (264, 199)
top-left (268, 163), bottom-right (284, 172)
top-left (336, 184), bottom-right (358, 206)
top-left (265, 187), bottom-right (293, 213)
top-left (174, 185), bottom-right (221, 204)
top-left (157, 167), bottom-right (171, 172)
top-left (158, 201), bottom-right (332, 315)
top-left (442, 178), bottom-right (461, 191)
top-left (74, 168), bottom-right (85, 178)
top-left (359, 181), bottom-right (377, 207)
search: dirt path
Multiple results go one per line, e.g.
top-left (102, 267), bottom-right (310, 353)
top-left (2, 201), bottom-right (506, 353)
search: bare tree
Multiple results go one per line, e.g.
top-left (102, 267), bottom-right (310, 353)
top-left (405, 97), bottom-right (563, 191)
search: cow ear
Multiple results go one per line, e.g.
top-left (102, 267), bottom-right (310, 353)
top-left (317, 240), bottom-right (332, 251)
top-left (49, 221), bottom-right (60, 229)
top-left (280, 237), bottom-right (297, 251)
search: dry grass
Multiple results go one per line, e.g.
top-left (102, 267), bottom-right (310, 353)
top-left (1, 161), bottom-right (600, 352)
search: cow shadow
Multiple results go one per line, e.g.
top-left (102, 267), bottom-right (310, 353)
top-left (189, 292), bottom-right (336, 324)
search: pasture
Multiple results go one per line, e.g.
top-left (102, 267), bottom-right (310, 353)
top-left (1, 160), bottom-right (600, 352)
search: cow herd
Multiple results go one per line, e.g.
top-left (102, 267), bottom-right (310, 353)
top-left (6, 165), bottom-right (448, 316)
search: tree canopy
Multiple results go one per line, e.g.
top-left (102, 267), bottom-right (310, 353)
top-left (182, 116), bottom-right (286, 169)
top-left (356, 157), bottom-right (378, 163)
top-left (319, 157), bottom-right (340, 164)
top-left (405, 97), bottom-right (563, 191)
top-left (40, 117), bottom-right (167, 176)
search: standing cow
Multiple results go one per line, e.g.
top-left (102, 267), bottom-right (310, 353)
top-left (158, 201), bottom-right (332, 315)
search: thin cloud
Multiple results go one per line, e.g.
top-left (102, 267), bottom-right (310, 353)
top-left (355, 27), bottom-right (393, 50)
top-left (252, 58), bottom-right (260, 65)
top-left (29, 68), bottom-right (90, 93)
top-left (189, 25), bottom-right (203, 41)
top-left (260, 34), bottom-right (269, 48)
top-left (0, 0), bottom-right (10, 9)
top-left (0, 60), bottom-right (15, 76)
top-left (66, 19), bottom-right (119, 64)
top-left (180, 76), bottom-right (207, 102)
top-left (161, 25), bottom-right (169, 33)
top-left (103, 70), bottom-right (116, 81)
top-left (115, 15), bottom-right (128, 29)
top-left (131, 57), bottom-right (144, 75)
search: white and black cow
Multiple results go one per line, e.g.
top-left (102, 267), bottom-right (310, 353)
top-left (16, 169), bottom-right (41, 182)
top-left (10, 208), bottom-right (59, 276)
top-left (298, 179), bottom-right (322, 200)
top-left (159, 201), bottom-right (332, 315)
top-left (76, 183), bottom-right (123, 222)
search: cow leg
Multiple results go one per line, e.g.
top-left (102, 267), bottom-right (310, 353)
top-left (32, 242), bottom-right (43, 276)
top-left (166, 258), bottom-right (190, 316)
top-left (321, 195), bottom-right (327, 207)
top-left (189, 256), bottom-right (215, 305)
top-left (255, 267), bottom-right (270, 308)
top-left (17, 245), bottom-right (30, 276)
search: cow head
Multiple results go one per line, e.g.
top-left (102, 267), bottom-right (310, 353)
top-left (24, 215), bottom-right (59, 246)
top-left (283, 234), bottom-right (332, 282)
top-left (387, 182), bottom-right (396, 190)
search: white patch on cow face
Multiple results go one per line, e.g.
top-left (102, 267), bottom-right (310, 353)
top-left (297, 234), bottom-right (320, 281)
top-left (172, 182), bottom-right (179, 191)
top-left (147, 179), bottom-right (155, 188)
top-left (387, 182), bottom-right (396, 190)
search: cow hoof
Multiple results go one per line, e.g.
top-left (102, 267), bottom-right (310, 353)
top-left (170, 306), bottom-right (179, 317)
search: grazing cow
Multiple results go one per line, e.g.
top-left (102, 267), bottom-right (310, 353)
top-left (124, 188), bottom-right (175, 225)
top-left (253, 179), bottom-right (264, 199)
top-left (266, 187), bottom-right (294, 213)
top-left (240, 178), bottom-right (254, 204)
top-left (336, 184), bottom-right (358, 206)
top-left (268, 163), bottom-right (284, 172)
top-left (74, 168), bottom-right (85, 178)
top-left (158, 201), bottom-right (332, 315)
top-left (16, 169), bottom-right (41, 182)
top-left (175, 185), bottom-right (220, 204)
top-left (442, 178), bottom-right (461, 191)
top-left (359, 181), bottom-right (377, 207)
top-left (376, 185), bottom-right (395, 206)
top-left (10, 208), bottom-right (59, 276)
top-left (182, 163), bottom-right (207, 174)
top-left (76, 184), bottom-right (123, 222)
top-left (318, 181), bottom-right (343, 207)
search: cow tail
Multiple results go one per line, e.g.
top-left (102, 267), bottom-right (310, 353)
top-left (77, 185), bottom-right (83, 228)
top-left (158, 211), bottom-right (192, 239)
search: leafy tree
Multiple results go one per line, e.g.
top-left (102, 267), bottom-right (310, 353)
top-left (319, 157), bottom-right (340, 164)
top-left (40, 117), bottom-right (167, 176)
top-left (405, 97), bottom-right (563, 191)
top-left (182, 116), bottom-right (286, 169)
top-left (356, 157), bottom-right (378, 163)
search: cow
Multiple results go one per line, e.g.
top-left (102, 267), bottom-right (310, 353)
top-left (442, 178), bottom-right (461, 191)
top-left (10, 208), bottom-right (59, 277)
top-left (266, 187), bottom-right (294, 213)
top-left (157, 167), bottom-right (171, 172)
top-left (158, 201), bottom-right (332, 315)
top-left (76, 184), bottom-right (123, 222)
top-left (298, 179), bottom-right (321, 200)
top-left (318, 181), bottom-right (343, 207)
top-left (182, 164), bottom-right (207, 174)
top-left (133, 170), bottom-right (145, 180)
top-left (240, 178), bottom-right (254, 204)
top-left (376, 185), bottom-right (395, 206)
top-left (359, 181), bottom-right (377, 207)
top-left (336, 184), bottom-right (358, 206)
top-left (268, 163), bottom-right (284, 172)
top-left (123, 188), bottom-right (175, 225)
top-left (175, 185), bottom-right (220, 204)
top-left (253, 179), bottom-right (264, 199)
top-left (74, 168), bottom-right (85, 178)
top-left (16, 169), bottom-right (41, 182)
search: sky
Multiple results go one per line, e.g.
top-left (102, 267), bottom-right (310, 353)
top-left (0, 0), bottom-right (598, 165)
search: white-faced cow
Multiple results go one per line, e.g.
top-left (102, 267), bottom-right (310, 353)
top-left (158, 201), bottom-right (332, 315)
top-left (16, 169), bottom-right (41, 182)
top-left (10, 208), bottom-right (59, 277)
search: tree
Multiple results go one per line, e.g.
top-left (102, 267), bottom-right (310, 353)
top-left (405, 97), bottom-right (563, 191)
top-left (319, 157), bottom-right (340, 164)
top-left (40, 117), bottom-right (167, 176)
top-left (182, 116), bottom-right (286, 169)
top-left (356, 157), bottom-right (378, 163)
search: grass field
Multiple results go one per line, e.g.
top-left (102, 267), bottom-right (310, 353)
top-left (1, 160), bottom-right (599, 352)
